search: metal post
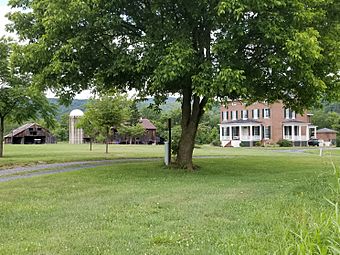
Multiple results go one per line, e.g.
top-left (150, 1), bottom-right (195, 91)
top-left (168, 118), bottom-right (171, 165)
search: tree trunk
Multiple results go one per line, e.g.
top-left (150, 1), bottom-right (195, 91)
top-left (0, 117), bottom-right (4, 157)
top-left (105, 127), bottom-right (109, 154)
top-left (90, 138), bottom-right (93, 151)
top-left (176, 86), bottom-right (207, 170)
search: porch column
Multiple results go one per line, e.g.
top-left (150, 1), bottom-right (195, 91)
top-left (260, 125), bottom-right (263, 140)
top-left (229, 127), bottom-right (232, 141)
top-left (292, 125), bottom-right (295, 141)
top-left (306, 126), bottom-right (310, 139)
top-left (299, 126), bottom-right (302, 141)
top-left (239, 125), bottom-right (242, 140)
top-left (219, 125), bottom-right (222, 141)
top-left (314, 127), bottom-right (317, 138)
top-left (282, 125), bottom-right (285, 140)
top-left (250, 125), bottom-right (253, 145)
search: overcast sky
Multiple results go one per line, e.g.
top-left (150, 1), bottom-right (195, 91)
top-left (0, 0), bottom-right (14, 38)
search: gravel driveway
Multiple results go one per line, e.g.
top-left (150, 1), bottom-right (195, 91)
top-left (0, 158), bottom-right (161, 183)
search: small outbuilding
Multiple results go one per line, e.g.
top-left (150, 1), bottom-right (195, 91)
top-left (316, 128), bottom-right (337, 145)
top-left (140, 118), bottom-right (157, 144)
top-left (4, 123), bottom-right (56, 144)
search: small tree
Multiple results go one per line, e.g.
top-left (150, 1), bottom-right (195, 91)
top-left (81, 95), bottom-right (129, 153)
top-left (77, 114), bottom-right (99, 151)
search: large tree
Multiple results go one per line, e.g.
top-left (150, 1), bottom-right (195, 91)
top-left (0, 38), bottom-right (56, 157)
top-left (7, 0), bottom-right (340, 169)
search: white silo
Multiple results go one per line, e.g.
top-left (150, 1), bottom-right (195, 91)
top-left (69, 109), bottom-right (84, 144)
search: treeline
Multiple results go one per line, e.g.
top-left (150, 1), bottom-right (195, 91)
top-left (49, 97), bottom-right (220, 145)
top-left (312, 102), bottom-right (340, 146)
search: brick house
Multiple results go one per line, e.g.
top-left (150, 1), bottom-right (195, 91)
top-left (219, 101), bottom-right (317, 147)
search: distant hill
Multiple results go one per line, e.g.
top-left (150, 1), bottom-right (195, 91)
top-left (49, 97), bottom-right (182, 118)
top-left (48, 98), bottom-right (88, 120)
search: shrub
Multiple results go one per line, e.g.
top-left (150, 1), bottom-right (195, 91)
top-left (240, 141), bottom-right (247, 147)
top-left (254, 141), bottom-right (262, 147)
top-left (211, 139), bottom-right (221, 147)
top-left (277, 139), bottom-right (293, 147)
top-left (336, 137), bottom-right (340, 147)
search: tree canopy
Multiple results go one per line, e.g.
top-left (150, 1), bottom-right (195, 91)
top-left (78, 94), bottom-right (130, 153)
top-left (0, 38), bottom-right (56, 157)
top-left (7, 0), bottom-right (340, 168)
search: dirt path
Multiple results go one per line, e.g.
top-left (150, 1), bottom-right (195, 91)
top-left (0, 158), bottom-right (161, 183)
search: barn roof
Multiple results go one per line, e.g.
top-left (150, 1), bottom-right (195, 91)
top-left (4, 123), bottom-right (48, 138)
top-left (140, 118), bottom-right (156, 130)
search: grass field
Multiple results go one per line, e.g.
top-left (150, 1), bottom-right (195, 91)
top-left (0, 143), bottom-right (334, 169)
top-left (0, 145), bottom-right (339, 254)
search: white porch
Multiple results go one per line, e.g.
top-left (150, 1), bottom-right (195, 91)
top-left (220, 123), bottom-right (262, 147)
top-left (282, 124), bottom-right (317, 142)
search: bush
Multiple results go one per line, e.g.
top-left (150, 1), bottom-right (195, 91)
top-left (211, 139), bottom-right (221, 147)
top-left (336, 137), bottom-right (340, 147)
top-left (254, 141), bottom-right (262, 147)
top-left (277, 139), bottom-right (293, 147)
top-left (240, 141), bottom-right (247, 147)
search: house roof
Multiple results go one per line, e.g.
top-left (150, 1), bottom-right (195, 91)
top-left (221, 119), bottom-right (262, 124)
top-left (4, 123), bottom-right (36, 138)
top-left (316, 128), bottom-right (337, 133)
top-left (140, 118), bottom-right (156, 130)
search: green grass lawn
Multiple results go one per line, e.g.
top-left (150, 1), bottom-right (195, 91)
top-left (0, 143), bottom-right (328, 169)
top-left (1, 151), bottom-right (339, 254)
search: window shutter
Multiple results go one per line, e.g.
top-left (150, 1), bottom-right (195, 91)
top-left (222, 127), bottom-right (225, 136)
top-left (268, 109), bottom-right (271, 118)
top-left (262, 109), bottom-right (264, 118)
top-left (268, 126), bottom-right (271, 138)
top-left (252, 109), bottom-right (254, 118)
top-left (226, 111), bottom-right (229, 120)
top-left (284, 108), bottom-right (286, 118)
top-left (236, 111), bottom-right (238, 119)
top-left (241, 111), bottom-right (243, 119)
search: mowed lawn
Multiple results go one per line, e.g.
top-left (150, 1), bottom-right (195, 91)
top-left (0, 147), bottom-right (339, 254)
top-left (0, 143), bottom-right (312, 169)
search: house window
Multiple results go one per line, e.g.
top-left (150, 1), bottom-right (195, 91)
top-left (232, 127), bottom-right (239, 139)
top-left (221, 127), bottom-right (225, 136)
top-left (231, 111), bottom-right (238, 120)
top-left (294, 126), bottom-right (299, 136)
top-left (29, 128), bottom-right (33, 131)
top-left (241, 110), bottom-right (248, 120)
top-left (264, 126), bottom-right (271, 139)
top-left (263, 109), bottom-right (271, 118)
top-left (284, 108), bottom-right (296, 119)
top-left (226, 127), bottom-right (230, 136)
top-left (225, 111), bottom-right (229, 121)
top-left (284, 126), bottom-right (292, 136)
top-left (37, 128), bottom-right (42, 131)
top-left (252, 109), bottom-right (259, 119)
top-left (253, 126), bottom-right (260, 136)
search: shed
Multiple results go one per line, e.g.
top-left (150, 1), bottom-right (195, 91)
top-left (4, 123), bottom-right (56, 144)
top-left (316, 128), bottom-right (337, 145)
